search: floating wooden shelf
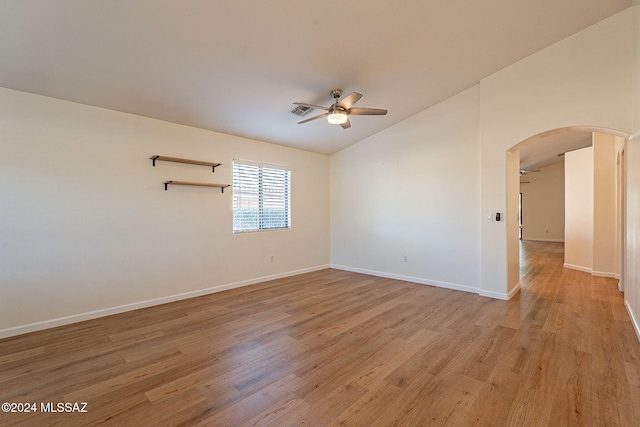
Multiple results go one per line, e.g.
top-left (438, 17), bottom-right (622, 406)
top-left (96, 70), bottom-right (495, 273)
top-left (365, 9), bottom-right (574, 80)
top-left (150, 155), bottom-right (229, 192)
top-left (163, 180), bottom-right (230, 193)
top-left (150, 155), bottom-right (221, 172)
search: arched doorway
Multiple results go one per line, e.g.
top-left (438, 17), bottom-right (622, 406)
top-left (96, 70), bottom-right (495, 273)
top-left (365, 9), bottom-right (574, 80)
top-left (506, 126), bottom-right (630, 296)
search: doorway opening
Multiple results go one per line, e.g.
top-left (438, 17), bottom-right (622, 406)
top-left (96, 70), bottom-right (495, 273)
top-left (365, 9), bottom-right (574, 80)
top-left (507, 127), bottom-right (630, 296)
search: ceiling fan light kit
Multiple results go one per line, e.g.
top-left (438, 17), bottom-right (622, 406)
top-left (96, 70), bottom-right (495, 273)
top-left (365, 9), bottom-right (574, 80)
top-left (327, 105), bottom-right (348, 125)
top-left (293, 88), bottom-right (387, 129)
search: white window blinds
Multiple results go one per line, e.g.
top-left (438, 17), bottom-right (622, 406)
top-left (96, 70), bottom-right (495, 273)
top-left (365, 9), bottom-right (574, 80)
top-left (233, 160), bottom-right (291, 232)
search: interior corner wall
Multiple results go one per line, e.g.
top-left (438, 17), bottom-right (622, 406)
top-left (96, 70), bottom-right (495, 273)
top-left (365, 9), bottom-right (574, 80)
top-left (330, 86), bottom-right (481, 294)
top-left (479, 9), bottom-right (632, 297)
top-left (564, 147), bottom-right (594, 272)
top-left (0, 88), bottom-right (330, 337)
top-left (506, 150), bottom-right (521, 297)
top-left (625, 0), bottom-right (640, 340)
top-left (593, 133), bottom-right (619, 277)
top-left (520, 163), bottom-right (565, 242)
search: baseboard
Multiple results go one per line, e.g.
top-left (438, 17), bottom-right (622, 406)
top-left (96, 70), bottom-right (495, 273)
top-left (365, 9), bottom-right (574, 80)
top-left (478, 282), bottom-right (519, 301)
top-left (506, 282), bottom-right (522, 300)
top-left (625, 300), bottom-right (640, 344)
top-left (563, 263), bottom-right (593, 274)
top-left (524, 238), bottom-right (564, 243)
top-left (592, 270), bottom-right (620, 279)
top-left (0, 264), bottom-right (330, 340)
top-left (563, 263), bottom-right (619, 279)
top-left (330, 264), bottom-right (479, 295)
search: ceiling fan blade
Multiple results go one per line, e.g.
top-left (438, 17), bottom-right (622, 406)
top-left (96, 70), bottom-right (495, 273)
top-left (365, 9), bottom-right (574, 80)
top-left (519, 169), bottom-right (541, 175)
top-left (292, 102), bottom-right (329, 111)
top-left (348, 107), bottom-right (387, 116)
top-left (338, 92), bottom-right (363, 110)
top-left (297, 113), bottom-right (328, 124)
top-left (340, 118), bottom-right (351, 129)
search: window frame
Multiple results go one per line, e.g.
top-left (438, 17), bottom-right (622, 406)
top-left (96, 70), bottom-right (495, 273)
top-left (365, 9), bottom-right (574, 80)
top-left (232, 159), bottom-right (291, 233)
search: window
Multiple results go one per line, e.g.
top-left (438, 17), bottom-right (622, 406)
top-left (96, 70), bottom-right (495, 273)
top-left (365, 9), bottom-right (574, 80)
top-left (233, 160), bottom-right (291, 232)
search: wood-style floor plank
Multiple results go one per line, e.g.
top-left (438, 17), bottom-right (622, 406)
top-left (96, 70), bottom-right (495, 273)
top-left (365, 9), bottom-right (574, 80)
top-left (1, 240), bottom-right (640, 426)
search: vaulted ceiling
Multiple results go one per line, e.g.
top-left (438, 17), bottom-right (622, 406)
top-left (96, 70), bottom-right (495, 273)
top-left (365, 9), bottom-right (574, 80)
top-left (0, 0), bottom-right (632, 155)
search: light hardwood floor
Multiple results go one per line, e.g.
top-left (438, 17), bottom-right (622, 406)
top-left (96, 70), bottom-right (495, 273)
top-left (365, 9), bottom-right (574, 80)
top-left (1, 241), bottom-right (639, 426)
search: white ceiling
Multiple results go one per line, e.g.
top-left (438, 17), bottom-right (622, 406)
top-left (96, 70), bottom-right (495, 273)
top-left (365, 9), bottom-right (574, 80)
top-left (519, 130), bottom-right (593, 171)
top-left (0, 0), bottom-right (632, 155)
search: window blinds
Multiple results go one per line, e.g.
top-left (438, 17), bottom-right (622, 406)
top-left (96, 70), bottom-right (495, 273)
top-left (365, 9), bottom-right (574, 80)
top-left (233, 160), bottom-right (291, 232)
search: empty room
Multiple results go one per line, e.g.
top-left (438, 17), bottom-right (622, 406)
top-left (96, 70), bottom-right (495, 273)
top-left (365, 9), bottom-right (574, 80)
top-left (2, 1), bottom-right (640, 426)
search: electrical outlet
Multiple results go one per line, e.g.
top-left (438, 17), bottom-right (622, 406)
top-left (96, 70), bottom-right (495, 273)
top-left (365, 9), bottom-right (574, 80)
top-left (403, 255), bottom-right (408, 263)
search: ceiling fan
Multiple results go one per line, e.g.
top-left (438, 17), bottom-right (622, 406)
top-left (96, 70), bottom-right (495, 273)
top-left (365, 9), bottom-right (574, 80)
top-left (293, 88), bottom-right (387, 129)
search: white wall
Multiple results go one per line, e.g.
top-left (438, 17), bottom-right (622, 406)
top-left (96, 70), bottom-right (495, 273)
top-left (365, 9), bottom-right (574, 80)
top-left (520, 162), bottom-right (565, 242)
top-left (479, 9), bottom-right (632, 296)
top-left (330, 87), bottom-right (481, 293)
top-left (593, 133), bottom-right (619, 277)
top-left (0, 88), bottom-right (330, 337)
top-left (564, 147), bottom-right (594, 272)
top-left (561, 134), bottom-right (621, 277)
top-left (625, 0), bottom-right (640, 340)
top-left (330, 9), bottom-right (633, 300)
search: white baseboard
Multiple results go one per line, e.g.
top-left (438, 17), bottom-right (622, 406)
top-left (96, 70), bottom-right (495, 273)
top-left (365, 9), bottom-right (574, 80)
top-left (524, 238), bottom-right (564, 243)
top-left (330, 264), bottom-right (480, 295)
top-left (0, 265), bottom-right (330, 340)
top-left (592, 270), bottom-right (620, 279)
top-left (478, 282), bottom-right (519, 301)
top-left (510, 282), bottom-right (522, 299)
top-left (564, 263), bottom-right (593, 274)
top-left (563, 263), bottom-right (620, 280)
top-left (625, 300), bottom-right (640, 344)
top-left (478, 290), bottom-right (508, 300)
